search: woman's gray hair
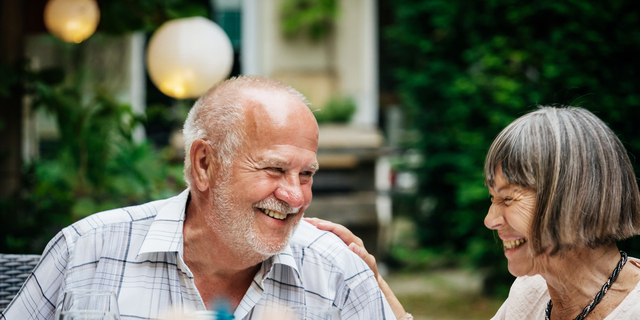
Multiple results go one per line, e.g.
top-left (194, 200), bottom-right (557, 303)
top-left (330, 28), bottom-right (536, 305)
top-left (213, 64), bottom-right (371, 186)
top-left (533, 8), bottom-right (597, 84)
top-left (485, 106), bottom-right (640, 255)
top-left (182, 75), bottom-right (310, 187)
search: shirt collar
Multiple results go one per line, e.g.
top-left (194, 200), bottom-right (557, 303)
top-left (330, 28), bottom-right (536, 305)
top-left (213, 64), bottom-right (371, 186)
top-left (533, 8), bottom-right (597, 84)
top-left (263, 244), bottom-right (300, 281)
top-left (137, 189), bottom-right (190, 257)
top-left (235, 243), bottom-right (303, 320)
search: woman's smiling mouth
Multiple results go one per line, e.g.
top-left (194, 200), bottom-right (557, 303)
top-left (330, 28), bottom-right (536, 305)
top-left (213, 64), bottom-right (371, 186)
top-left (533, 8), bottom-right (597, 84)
top-left (503, 238), bottom-right (527, 250)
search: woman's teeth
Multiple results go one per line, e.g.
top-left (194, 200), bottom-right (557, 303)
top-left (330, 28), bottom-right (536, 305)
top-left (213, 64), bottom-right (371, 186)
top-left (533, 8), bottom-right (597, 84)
top-left (263, 209), bottom-right (286, 220)
top-left (503, 238), bottom-right (527, 250)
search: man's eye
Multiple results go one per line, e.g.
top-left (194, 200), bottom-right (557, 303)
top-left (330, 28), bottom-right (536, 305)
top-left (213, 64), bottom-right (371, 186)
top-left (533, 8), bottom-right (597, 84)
top-left (301, 171), bottom-right (314, 177)
top-left (268, 167), bottom-right (284, 173)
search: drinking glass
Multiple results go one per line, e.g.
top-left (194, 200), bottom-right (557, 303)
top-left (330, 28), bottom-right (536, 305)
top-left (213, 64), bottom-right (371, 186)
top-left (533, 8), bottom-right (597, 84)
top-left (286, 306), bottom-right (341, 320)
top-left (59, 310), bottom-right (118, 320)
top-left (163, 310), bottom-right (228, 320)
top-left (56, 290), bottom-right (121, 320)
top-left (261, 305), bottom-right (341, 320)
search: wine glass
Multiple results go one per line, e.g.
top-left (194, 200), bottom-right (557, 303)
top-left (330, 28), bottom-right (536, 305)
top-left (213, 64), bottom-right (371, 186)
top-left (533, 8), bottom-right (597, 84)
top-left (56, 290), bottom-right (120, 320)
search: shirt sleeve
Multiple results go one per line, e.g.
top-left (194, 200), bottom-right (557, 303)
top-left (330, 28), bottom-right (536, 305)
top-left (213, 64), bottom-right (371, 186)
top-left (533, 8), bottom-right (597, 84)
top-left (491, 299), bottom-right (507, 320)
top-left (490, 275), bottom-right (548, 320)
top-left (1, 232), bottom-right (70, 320)
top-left (340, 274), bottom-right (397, 320)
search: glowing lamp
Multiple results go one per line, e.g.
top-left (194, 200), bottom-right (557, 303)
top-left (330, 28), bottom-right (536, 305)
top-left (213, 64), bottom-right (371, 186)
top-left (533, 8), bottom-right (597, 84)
top-left (146, 17), bottom-right (234, 99)
top-left (44, 0), bottom-right (100, 43)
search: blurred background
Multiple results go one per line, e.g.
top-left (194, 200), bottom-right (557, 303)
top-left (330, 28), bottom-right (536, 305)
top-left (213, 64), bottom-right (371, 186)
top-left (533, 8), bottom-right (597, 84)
top-left (2, 0), bottom-right (640, 319)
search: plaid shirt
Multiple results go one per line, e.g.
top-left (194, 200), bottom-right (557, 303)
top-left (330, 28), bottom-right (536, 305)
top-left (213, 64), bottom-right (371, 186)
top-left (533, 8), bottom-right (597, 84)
top-left (2, 189), bottom-right (394, 320)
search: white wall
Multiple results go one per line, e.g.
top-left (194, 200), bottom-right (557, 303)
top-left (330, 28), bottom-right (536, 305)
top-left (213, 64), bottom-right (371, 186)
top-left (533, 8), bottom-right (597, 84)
top-left (242, 0), bottom-right (378, 127)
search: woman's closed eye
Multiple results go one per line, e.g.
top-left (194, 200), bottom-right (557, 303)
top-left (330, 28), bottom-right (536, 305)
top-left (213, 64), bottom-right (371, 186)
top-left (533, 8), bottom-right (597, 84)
top-left (490, 196), bottom-right (513, 205)
top-left (502, 197), bottom-right (514, 204)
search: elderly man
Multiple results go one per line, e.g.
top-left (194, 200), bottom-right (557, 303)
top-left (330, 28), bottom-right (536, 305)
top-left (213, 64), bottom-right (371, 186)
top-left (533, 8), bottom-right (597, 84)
top-left (2, 76), bottom-right (395, 320)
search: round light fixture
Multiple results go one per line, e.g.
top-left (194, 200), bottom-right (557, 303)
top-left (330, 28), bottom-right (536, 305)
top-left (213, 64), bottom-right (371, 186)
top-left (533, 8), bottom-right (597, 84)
top-left (44, 0), bottom-right (100, 43)
top-left (146, 17), bottom-right (234, 99)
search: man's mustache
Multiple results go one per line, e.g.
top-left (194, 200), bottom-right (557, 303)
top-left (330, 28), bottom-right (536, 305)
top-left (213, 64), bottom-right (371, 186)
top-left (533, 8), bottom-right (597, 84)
top-left (253, 196), bottom-right (300, 214)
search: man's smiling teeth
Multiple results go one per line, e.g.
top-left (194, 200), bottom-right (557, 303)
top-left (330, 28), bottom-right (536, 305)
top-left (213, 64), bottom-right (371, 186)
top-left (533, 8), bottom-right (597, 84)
top-left (503, 238), bottom-right (527, 250)
top-left (262, 209), bottom-right (286, 220)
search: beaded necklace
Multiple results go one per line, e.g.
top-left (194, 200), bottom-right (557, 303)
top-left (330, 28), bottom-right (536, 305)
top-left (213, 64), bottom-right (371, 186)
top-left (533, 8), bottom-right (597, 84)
top-left (544, 250), bottom-right (628, 320)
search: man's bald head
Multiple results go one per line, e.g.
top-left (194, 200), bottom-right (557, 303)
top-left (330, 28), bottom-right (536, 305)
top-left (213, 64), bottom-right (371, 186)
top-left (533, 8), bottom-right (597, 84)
top-left (182, 76), bottom-right (313, 187)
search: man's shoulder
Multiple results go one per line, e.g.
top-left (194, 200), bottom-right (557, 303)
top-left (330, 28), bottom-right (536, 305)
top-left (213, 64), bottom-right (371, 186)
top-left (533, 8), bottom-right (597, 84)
top-left (62, 193), bottom-right (183, 242)
top-left (289, 221), bottom-right (373, 285)
top-left (290, 220), bottom-right (351, 255)
top-left (284, 222), bottom-right (392, 318)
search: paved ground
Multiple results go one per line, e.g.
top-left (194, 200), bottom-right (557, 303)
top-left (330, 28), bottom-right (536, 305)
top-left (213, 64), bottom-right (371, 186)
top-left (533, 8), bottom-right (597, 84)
top-left (384, 269), bottom-right (503, 320)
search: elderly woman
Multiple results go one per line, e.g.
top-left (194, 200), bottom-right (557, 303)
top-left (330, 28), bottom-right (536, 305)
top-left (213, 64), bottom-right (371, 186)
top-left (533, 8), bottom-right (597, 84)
top-left (306, 106), bottom-right (640, 320)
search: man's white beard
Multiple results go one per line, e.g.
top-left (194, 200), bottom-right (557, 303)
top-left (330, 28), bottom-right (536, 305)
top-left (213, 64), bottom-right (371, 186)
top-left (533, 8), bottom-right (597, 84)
top-left (206, 175), bottom-right (298, 264)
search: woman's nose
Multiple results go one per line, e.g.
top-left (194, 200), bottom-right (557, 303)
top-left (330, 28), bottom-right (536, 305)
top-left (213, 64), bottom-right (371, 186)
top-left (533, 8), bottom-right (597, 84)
top-left (484, 205), bottom-right (504, 230)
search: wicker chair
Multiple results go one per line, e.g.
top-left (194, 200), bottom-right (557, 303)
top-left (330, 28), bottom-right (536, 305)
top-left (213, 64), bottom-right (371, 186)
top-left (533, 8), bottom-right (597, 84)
top-left (0, 254), bottom-right (41, 313)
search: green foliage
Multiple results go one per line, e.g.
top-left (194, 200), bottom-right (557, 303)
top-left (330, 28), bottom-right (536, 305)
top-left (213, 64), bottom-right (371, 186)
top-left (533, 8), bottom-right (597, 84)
top-left (99, 0), bottom-right (210, 34)
top-left (34, 77), bottom-right (140, 193)
top-left (0, 68), bottom-right (185, 254)
top-left (313, 96), bottom-right (357, 124)
top-left (384, 0), bottom-right (640, 296)
top-left (281, 0), bottom-right (339, 41)
top-left (0, 64), bottom-right (20, 98)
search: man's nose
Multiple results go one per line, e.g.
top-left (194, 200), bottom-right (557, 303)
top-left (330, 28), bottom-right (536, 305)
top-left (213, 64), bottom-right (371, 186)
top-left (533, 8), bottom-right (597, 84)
top-left (274, 175), bottom-right (305, 210)
top-left (484, 205), bottom-right (504, 230)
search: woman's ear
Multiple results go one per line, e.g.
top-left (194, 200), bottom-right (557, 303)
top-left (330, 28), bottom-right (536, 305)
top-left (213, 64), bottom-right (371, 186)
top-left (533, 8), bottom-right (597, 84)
top-left (190, 140), bottom-right (214, 192)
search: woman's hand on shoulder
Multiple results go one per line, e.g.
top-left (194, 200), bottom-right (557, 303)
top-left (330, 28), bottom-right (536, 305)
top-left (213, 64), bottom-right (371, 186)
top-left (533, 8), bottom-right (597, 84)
top-left (304, 217), bottom-right (379, 277)
top-left (303, 217), bottom-right (409, 320)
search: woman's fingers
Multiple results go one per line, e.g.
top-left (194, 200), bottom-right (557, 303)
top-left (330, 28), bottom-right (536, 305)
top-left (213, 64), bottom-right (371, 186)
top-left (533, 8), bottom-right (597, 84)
top-left (348, 242), bottom-right (379, 276)
top-left (303, 217), bottom-right (323, 227)
top-left (303, 217), bottom-right (364, 247)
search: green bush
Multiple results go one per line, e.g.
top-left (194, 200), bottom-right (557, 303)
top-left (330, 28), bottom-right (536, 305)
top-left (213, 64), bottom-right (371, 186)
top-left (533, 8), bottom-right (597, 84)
top-left (280, 0), bottom-right (339, 41)
top-left (0, 69), bottom-right (185, 254)
top-left (383, 0), bottom-right (640, 296)
top-left (314, 96), bottom-right (357, 124)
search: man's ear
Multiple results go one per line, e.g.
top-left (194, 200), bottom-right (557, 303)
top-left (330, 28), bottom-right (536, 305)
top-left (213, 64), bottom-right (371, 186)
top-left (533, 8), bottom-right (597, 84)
top-left (190, 139), bottom-right (214, 192)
